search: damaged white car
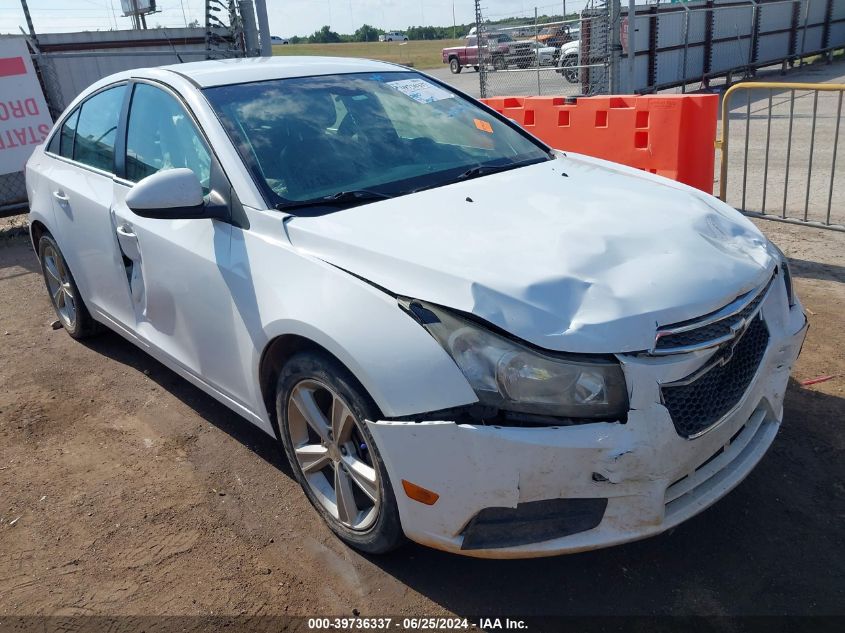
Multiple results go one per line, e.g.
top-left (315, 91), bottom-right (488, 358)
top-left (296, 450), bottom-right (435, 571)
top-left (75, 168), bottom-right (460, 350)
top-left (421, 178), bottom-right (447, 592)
top-left (26, 57), bottom-right (807, 558)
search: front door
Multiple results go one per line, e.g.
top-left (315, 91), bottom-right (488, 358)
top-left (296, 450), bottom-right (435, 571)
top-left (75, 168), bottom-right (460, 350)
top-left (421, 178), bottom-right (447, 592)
top-left (110, 81), bottom-right (249, 402)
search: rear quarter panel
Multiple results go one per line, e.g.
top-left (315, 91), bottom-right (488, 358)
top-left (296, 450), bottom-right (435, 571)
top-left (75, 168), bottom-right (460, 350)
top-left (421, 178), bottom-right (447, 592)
top-left (25, 145), bottom-right (57, 247)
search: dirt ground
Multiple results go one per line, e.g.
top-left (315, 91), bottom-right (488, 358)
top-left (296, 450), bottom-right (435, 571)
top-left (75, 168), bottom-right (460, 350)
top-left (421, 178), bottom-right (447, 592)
top-left (0, 214), bottom-right (843, 627)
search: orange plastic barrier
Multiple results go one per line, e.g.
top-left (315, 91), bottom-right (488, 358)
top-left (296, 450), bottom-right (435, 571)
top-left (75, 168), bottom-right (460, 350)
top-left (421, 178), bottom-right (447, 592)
top-left (481, 94), bottom-right (718, 193)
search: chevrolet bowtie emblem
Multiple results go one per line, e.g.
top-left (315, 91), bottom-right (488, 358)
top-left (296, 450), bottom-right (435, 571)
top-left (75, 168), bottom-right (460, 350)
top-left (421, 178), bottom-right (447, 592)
top-left (715, 317), bottom-right (752, 366)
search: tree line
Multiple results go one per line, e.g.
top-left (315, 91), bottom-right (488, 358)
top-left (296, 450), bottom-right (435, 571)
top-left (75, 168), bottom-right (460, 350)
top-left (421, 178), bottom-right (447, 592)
top-left (288, 23), bottom-right (475, 44)
top-left (287, 14), bottom-right (573, 44)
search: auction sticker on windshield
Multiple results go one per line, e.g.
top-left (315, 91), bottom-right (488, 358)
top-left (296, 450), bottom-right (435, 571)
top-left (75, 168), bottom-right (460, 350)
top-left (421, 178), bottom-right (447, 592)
top-left (387, 78), bottom-right (455, 104)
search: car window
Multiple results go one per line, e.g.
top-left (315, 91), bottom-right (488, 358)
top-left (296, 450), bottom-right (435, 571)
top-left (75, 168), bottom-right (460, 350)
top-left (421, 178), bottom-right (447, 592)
top-left (125, 83), bottom-right (211, 192)
top-left (49, 108), bottom-right (79, 159)
top-left (73, 85), bottom-right (126, 172)
top-left (46, 125), bottom-right (61, 155)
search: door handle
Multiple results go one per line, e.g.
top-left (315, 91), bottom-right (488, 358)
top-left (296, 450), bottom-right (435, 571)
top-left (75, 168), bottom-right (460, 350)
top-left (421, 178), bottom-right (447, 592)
top-left (115, 222), bottom-right (142, 262)
top-left (116, 223), bottom-right (137, 239)
top-left (52, 190), bottom-right (69, 203)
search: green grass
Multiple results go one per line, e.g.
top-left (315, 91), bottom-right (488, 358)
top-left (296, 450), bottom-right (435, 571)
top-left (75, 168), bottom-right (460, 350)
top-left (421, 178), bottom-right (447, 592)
top-left (272, 39), bottom-right (464, 70)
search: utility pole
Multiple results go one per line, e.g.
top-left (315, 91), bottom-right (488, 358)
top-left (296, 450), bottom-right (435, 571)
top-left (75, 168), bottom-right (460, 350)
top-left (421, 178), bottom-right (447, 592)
top-left (239, 0), bottom-right (260, 56)
top-left (254, 0), bottom-right (272, 56)
top-left (130, 0), bottom-right (142, 30)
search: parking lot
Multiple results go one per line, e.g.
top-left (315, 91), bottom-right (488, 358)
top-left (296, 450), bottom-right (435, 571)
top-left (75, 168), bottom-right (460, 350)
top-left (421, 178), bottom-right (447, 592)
top-left (1, 210), bottom-right (843, 624)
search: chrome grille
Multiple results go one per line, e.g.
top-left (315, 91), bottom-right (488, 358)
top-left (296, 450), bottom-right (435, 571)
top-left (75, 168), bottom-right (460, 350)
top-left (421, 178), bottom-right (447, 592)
top-left (653, 274), bottom-right (775, 355)
top-left (661, 316), bottom-right (769, 439)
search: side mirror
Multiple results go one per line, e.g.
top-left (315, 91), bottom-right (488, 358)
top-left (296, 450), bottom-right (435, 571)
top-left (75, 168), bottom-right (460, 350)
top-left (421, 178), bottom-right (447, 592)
top-left (126, 168), bottom-right (207, 219)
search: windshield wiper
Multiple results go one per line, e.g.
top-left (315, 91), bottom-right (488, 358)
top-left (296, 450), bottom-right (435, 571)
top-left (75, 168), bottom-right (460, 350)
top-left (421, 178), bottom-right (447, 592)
top-left (408, 158), bottom-right (548, 195)
top-left (454, 163), bottom-right (520, 182)
top-left (276, 189), bottom-right (392, 212)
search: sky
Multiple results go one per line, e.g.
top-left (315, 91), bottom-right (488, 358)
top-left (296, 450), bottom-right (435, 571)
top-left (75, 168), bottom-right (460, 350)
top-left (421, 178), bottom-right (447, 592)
top-left (0, 1), bottom-right (587, 37)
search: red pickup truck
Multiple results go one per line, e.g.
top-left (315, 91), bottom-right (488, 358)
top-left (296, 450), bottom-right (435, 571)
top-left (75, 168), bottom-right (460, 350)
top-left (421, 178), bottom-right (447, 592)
top-left (442, 33), bottom-right (532, 74)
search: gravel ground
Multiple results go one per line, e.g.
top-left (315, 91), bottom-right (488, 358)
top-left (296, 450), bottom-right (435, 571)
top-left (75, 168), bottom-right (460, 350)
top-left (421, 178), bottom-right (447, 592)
top-left (0, 216), bottom-right (843, 627)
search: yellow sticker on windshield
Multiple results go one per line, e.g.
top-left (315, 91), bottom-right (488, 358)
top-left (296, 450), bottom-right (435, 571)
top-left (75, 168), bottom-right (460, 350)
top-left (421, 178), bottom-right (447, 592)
top-left (474, 118), bottom-right (493, 133)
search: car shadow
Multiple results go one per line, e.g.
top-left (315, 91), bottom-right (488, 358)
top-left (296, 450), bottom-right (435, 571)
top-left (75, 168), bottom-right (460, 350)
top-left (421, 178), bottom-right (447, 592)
top-left (79, 329), bottom-right (292, 477)
top-left (0, 235), bottom-right (38, 276)
top-left (788, 255), bottom-right (845, 284)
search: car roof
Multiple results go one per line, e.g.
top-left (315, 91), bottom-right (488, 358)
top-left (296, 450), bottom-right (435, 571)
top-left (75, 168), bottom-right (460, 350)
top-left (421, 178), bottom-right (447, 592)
top-left (155, 56), bottom-right (405, 88)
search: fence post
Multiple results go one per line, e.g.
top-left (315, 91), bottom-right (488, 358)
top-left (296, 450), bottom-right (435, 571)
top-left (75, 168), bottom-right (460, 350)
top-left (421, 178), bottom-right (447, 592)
top-left (535, 7), bottom-right (541, 95)
top-left (681, 5), bottom-right (690, 93)
top-left (647, 5), bottom-right (658, 92)
top-left (627, 0), bottom-right (636, 93)
top-left (750, 0), bottom-right (761, 73)
top-left (822, 0), bottom-right (833, 62)
top-left (475, 0), bottom-right (487, 99)
top-left (789, 0), bottom-right (800, 61)
top-left (19, 0), bottom-right (36, 37)
top-left (703, 0), bottom-right (714, 85)
top-left (609, 0), bottom-right (622, 94)
top-left (799, 0), bottom-right (810, 63)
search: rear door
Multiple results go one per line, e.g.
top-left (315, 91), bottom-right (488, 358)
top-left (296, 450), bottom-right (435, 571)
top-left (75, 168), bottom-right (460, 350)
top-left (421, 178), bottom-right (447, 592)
top-left (43, 83), bottom-right (138, 331)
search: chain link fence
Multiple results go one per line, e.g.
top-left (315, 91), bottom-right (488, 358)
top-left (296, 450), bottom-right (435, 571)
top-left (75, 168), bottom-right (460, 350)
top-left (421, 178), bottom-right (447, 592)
top-left (0, 173), bottom-right (28, 217)
top-left (473, 0), bottom-right (612, 98)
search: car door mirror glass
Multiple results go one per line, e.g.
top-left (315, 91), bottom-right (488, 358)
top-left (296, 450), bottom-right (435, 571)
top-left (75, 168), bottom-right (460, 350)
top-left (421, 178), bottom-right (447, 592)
top-left (125, 168), bottom-right (205, 219)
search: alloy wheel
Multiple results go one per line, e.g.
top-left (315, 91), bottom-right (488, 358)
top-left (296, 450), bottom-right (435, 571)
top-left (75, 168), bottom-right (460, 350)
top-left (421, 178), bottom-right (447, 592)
top-left (42, 244), bottom-right (77, 329)
top-left (286, 379), bottom-right (380, 531)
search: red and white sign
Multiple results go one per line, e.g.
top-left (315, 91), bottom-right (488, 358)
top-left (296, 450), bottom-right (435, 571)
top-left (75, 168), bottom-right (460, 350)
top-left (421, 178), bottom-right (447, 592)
top-left (0, 36), bottom-right (53, 176)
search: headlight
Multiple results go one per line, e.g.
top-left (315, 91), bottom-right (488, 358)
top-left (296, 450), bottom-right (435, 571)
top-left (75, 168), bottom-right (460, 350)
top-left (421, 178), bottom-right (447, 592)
top-left (401, 299), bottom-right (628, 420)
top-left (770, 242), bottom-right (795, 307)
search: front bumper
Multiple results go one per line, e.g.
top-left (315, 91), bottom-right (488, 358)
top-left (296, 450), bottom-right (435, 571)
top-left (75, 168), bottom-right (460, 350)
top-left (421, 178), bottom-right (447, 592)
top-left (367, 281), bottom-right (808, 558)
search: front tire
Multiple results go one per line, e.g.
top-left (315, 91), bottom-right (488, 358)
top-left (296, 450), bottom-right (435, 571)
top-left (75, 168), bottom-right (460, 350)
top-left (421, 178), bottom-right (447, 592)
top-left (276, 351), bottom-right (404, 554)
top-left (560, 56), bottom-right (578, 83)
top-left (449, 57), bottom-right (462, 74)
top-left (37, 233), bottom-right (99, 339)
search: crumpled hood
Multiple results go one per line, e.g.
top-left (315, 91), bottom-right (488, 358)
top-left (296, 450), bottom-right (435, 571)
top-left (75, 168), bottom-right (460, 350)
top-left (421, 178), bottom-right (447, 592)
top-left (285, 153), bottom-right (774, 353)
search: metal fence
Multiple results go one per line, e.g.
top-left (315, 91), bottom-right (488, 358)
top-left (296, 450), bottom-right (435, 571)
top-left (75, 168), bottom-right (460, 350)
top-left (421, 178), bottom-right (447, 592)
top-left (474, 0), bottom-right (612, 98)
top-left (716, 81), bottom-right (845, 230)
top-left (624, 0), bottom-right (845, 94)
top-left (0, 173), bottom-right (28, 216)
top-left (473, 0), bottom-right (845, 98)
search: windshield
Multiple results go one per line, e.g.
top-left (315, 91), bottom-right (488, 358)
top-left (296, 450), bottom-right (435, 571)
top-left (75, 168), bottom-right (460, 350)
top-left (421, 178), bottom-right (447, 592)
top-left (204, 72), bottom-right (549, 211)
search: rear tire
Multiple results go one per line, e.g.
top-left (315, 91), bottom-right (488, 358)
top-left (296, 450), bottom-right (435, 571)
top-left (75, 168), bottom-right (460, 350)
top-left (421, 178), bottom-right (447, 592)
top-left (37, 233), bottom-right (99, 340)
top-left (449, 57), bottom-right (462, 74)
top-left (276, 351), bottom-right (404, 555)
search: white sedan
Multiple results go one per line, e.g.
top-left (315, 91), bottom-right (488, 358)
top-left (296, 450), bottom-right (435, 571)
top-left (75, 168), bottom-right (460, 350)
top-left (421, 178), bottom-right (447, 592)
top-left (523, 40), bottom-right (558, 66)
top-left (26, 57), bottom-right (807, 558)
